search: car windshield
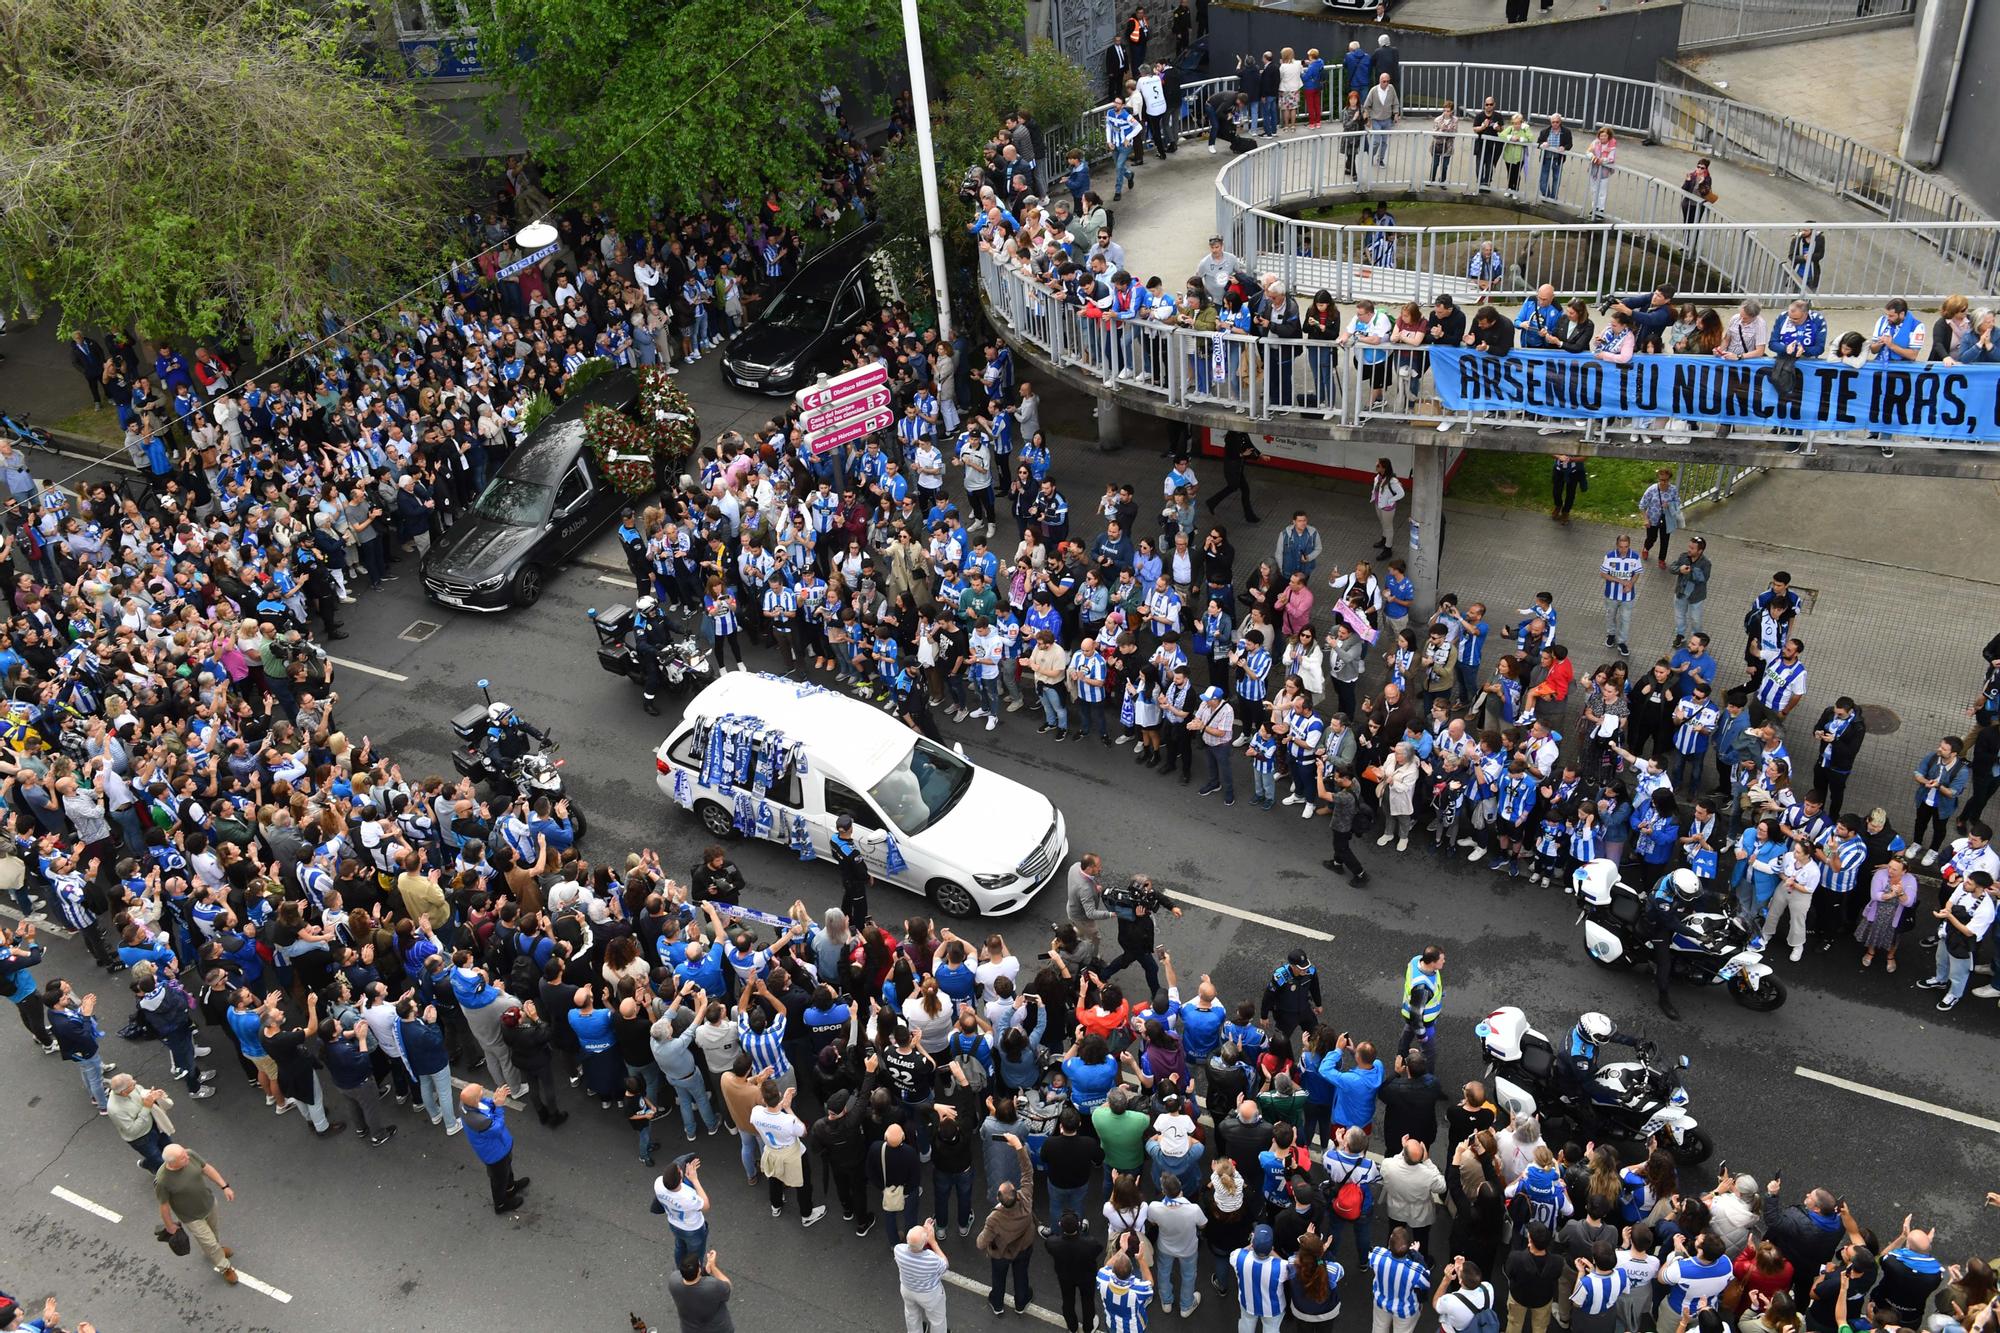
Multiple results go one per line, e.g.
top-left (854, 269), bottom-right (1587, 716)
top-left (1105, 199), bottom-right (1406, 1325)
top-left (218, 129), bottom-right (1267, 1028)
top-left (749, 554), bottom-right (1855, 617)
top-left (866, 738), bottom-right (975, 835)
top-left (469, 476), bottom-right (554, 526)
top-left (760, 283), bottom-right (833, 328)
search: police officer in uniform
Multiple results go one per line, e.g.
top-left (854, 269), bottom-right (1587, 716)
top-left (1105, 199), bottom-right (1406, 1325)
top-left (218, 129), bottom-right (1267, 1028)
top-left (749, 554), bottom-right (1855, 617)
top-left (631, 596), bottom-right (674, 715)
top-left (1397, 945), bottom-right (1445, 1074)
top-left (831, 815), bottom-right (872, 924)
top-left (1555, 1011), bottom-right (1642, 1099)
top-left (615, 507), bottom-right (649, 596)
top-left (1260, 948), bottom-right (1322, 1039)
top-left (1645, 868), bottom-right (1704, 1021)
top-left (893, 666), bottom-right (943, 742)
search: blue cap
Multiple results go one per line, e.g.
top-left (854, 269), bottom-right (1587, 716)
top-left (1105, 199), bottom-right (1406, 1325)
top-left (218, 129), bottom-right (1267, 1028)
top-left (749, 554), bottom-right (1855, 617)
top-left (1201, 686), bottom-right (1223, 701)
top-left (1253, 1224), bottom-right (1275, 1253)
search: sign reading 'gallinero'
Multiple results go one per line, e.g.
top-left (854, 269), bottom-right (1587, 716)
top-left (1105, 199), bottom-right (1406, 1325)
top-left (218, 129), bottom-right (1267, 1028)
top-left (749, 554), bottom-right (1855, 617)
top-left (1429, 347), bottom-right (2000, 442)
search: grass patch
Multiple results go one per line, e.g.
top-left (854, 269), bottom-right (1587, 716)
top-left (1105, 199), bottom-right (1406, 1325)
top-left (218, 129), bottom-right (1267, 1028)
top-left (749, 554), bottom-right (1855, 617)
top-left (48, 408), bottom-right (124, 447)
top-left (1297, 200), bottom-right (1542, 228)
top-left (1447, 448), bottom-right (1669, 527)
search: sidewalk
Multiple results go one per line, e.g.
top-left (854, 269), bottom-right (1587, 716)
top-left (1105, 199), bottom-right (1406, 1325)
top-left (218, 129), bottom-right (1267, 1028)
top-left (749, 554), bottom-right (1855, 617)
top-left (1676, 29), bottom-right (1915, 157)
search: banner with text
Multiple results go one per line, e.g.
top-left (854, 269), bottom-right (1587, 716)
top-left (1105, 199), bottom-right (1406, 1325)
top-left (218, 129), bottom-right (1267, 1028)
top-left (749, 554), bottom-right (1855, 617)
top-left (1428, 346), bottom-right (2000, 442)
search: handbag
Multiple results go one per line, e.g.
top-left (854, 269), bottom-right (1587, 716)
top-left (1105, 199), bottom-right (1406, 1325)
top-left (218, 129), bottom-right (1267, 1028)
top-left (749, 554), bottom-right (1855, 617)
top-left (879, 1142), bottom-right (907, 1211)
top-left (157, 1223), bottom-right (192, 1257)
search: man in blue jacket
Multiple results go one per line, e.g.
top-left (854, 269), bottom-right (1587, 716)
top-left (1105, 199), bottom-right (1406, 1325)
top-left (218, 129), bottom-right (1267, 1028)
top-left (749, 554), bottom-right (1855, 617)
top-left (45, 978), bottom-right (113, 1111)
top-left (459, 1082), bottom-right (530, 1213)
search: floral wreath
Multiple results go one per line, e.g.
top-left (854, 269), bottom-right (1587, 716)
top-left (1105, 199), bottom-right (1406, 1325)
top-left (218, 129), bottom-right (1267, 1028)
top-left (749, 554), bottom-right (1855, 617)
top-left (581, 367), bottom-right (700, 498)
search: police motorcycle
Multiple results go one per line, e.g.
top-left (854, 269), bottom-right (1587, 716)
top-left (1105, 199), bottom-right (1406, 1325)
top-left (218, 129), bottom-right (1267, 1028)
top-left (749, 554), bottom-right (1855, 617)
top-left (449, 680), bottom-right (586, 838)
top-left (1568, 859), bottom-right (1786, 1012)
top-left (587, 598), bottom-right (711, 715)
top-left (1474, 1006), bottom-right (1713, 1164)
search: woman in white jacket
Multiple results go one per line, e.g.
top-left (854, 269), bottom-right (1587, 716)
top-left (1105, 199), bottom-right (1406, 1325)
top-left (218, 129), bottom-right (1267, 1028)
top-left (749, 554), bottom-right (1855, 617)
top-left (1375, 741), bottom-right (1421, 850)
top-left (1284, 626), bottom-right (1327, 702)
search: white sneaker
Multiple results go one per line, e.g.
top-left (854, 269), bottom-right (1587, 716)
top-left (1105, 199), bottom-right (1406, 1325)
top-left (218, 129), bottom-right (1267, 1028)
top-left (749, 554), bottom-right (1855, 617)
top-left (1231, 735), bottom-right (1248, 748)
top-left (338, 595), bottom-right (357, 604)
top-left (1395, 837), bottom-right (1409, 852)
top-left (1789, 945), bottom-right (1804, 962)
top-left (445, 1120), bottom-right (463, 1136)
top-left (969, 708), bottom-right (988, 719)
top-left (803, 1206), bottom-right (827, 1227)
top-left (1974, 964), bottom-right (1993, 975)
top-left (1457, 837), bottom-right (1476, 847)
top-left (1922, 849), bottom-right (1939, 867)
top-left (985, 716), bottom-right (997, 731)
top-left (1971, 985), bottom-right (2000, 999)
top-left (1300, 805), bottom-right (1314, 820)
top-left (275, 1101), bottom-right (295, 1116)
top-left (1283, 794), bottom-right (1303, 806)
top-left (1377, 832), bottom-right (1394, 846)
top-left (1435, 420), bottom-right (1453, 433)
top-left (194, 1045), bottom-right (212, 1057)
top-left (1207, 144), bottom-right (1218, 154)
top-left (662, 365), bottom-right (680, 375)
top-left (1467, 845), bottom-right (1486, 862)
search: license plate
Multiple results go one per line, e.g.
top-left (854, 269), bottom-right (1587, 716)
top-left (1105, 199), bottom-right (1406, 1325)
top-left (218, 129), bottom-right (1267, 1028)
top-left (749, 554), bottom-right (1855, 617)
top-left (435, 593), bottom-right (465, 607)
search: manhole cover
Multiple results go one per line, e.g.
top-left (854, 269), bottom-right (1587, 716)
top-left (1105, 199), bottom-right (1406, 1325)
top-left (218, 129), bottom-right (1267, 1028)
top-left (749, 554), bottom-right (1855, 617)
top-left (1857, 704), bottom-right (1901, 735)
top-left (399, 620), bottom-right (442, 643)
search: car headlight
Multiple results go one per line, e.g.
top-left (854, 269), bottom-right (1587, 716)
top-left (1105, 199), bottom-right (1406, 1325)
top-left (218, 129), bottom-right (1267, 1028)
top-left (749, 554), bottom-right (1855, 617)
top-left (769, 362), bottom-right (796, 378)
top-left (973, 872), bottom-right (1014, 889)
top-left (472, 572), bottom-right (510, 590)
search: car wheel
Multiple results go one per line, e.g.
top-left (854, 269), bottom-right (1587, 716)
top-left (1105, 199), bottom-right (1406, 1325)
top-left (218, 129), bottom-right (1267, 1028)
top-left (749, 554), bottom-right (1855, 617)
top-left (926, 878), bottom-right (978, 919)
top-left (694, 799), bottom-right (735, 839)
top-left (509, 564), bottom-right (543, 607)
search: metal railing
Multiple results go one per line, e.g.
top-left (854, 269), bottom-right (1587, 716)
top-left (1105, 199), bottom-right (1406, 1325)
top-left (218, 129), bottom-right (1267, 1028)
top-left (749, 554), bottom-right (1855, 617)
top-left (1042, 75), bottom-right (1243, 179)
top-left (1678, 0), bottom-right (1915, 50)
top-left (976, 247), bottom-right (2000, 455)
top-left (1212, 129), bottom-right (2000, 303)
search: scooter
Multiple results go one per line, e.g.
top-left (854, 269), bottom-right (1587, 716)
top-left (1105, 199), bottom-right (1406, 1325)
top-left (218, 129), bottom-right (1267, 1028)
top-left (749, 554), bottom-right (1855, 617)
top-left (1474, 1005), bottom-right (1713, 1164)
top-left (587, 602), bottom-right (711, 708)
top-left (1569, 859), bottom-right (1785, 1011)
top-left (448, 679), bottom-right (586, 839)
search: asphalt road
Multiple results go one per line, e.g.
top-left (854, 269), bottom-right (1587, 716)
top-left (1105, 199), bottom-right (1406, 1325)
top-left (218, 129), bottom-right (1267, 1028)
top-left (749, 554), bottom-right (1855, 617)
top-left (4, 551), bottom-right (1998, 1332)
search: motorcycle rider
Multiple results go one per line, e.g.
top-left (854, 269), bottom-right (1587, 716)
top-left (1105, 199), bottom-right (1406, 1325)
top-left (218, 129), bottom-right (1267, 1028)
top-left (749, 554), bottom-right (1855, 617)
top-left (480, 700), bottom-right (549, 775)
top-left (631, 597), bottom-right (676, 716)
top-left (1644, 869), bottom-right (1704, 1021)
top-left (1556, 1011), bottom-right (1643, 1099)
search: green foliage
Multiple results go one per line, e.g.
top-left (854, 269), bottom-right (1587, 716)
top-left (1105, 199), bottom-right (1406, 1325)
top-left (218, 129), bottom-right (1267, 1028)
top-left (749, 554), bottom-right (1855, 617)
top-left (563, 357), bottom-right (619, 395)
top-left (473, 0), bottom-right (1022, 226)
top-left (520, 392), bottom-right (558, 435)
top-left (873, 39), bottom-right (1093, 301)
top-left (0, 0), bottom-right (459, 351)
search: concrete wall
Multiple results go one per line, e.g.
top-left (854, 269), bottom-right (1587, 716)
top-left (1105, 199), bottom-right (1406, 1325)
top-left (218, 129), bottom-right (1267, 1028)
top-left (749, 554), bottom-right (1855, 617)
top-left (1203, 0), bottom-right (1681, 82)
top-left (1931, 0), bottom-right (2000, 215)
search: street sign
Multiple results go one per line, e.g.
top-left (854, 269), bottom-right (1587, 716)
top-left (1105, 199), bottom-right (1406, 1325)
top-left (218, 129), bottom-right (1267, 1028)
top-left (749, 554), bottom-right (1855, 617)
top-left (794, 363), bottom-right (886, 414)
top-left (808, 409), bottom-right (896, 455)
top-left (799, 385), bottom-right (893, 436)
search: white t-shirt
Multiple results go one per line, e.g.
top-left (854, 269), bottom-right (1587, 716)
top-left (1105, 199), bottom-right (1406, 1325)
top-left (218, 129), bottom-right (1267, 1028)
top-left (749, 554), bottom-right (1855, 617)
top-left (1779, 851), bottom-right (1822, 895)
top-left (1153, 1111), bottom-right (1198, 1157)
top-left (1439, 1283), bottom-right (1497, 1331)
top-left (750, 1105), bottom-right (805, 1151)
top-left (974, 956), bottom-right (1021, 1004)
top-left (655, 1178), bottom-right (705, 1231)
top-left (1103, 1200), bottom-right (1150, 1240)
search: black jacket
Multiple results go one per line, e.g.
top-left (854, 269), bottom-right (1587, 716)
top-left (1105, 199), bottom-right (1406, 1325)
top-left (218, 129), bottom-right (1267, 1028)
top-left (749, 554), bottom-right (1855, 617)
top-left (1045, 1225), bottom-right (1101, 1285)
top-left (1377, 1072), bottom-right (1445, 1147)
top-left (690, 859), bottom-right (745, 905)
top-left (1809, 706), bottom-right (1867, 773)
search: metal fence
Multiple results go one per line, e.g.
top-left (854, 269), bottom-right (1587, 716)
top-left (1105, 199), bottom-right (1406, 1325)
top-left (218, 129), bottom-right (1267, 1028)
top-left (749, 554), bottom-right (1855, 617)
top-left (1213, 129), bottom-right (2000, 304)
top-left (1042, 75), bottom-right (1242, 178)
top-left (1678, 0), bottom-right (1916, 50)
top-left (976, 247), bottom-right (2000, 456)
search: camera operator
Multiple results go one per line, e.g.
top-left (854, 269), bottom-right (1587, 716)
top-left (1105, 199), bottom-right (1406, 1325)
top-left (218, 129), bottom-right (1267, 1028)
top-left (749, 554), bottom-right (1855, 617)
top-left (1096, 873), bottom-right (1182, 997)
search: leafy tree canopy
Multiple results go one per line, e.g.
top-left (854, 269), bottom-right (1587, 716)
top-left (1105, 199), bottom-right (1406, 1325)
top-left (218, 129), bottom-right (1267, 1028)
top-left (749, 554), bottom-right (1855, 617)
top-left (0, 0), bottom-right (458, 352)
top-left (473, 0), bottom-right (1022, 224)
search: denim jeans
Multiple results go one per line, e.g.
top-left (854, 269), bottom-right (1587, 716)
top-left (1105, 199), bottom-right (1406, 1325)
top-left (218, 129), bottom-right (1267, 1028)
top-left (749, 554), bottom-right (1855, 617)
top-left (411, 1065), bottom-right (459, 1128)
top-left (1932, 938), bottom-right (1974, 1000)
top-left (1674, 594), bottom-right (1705, 639)
top-left (1604, 598), bottom-right (1633, 644)
top-left (974, 676), bottom-right (1002, 716)
top-left (1253, 768), bottom-right (1276, 804)
top-left (298, 1079), bottom-right (331, 1131)
top-left (1113, 144), bottom-right (1134, 193)
top-left (1074, 698), bottom-right (1107, 738)
top-left (936, 1167), bottom-right (975, 1229)
top-left (737, 1128), bottom-right (760, 1183)
top-left (1370, 120), bottom-right (1393, 164)
top-left (73, 1052), bottom-right (108, 1110)
top-left (1539, 154), bottom-right (1564, 198)
top-left (1324, 1212), bottom-right (1373, 1268)
top-left (127, 1124), bottom-right (173, 1171)
top-left (1260, 96), bottom-right (1278, 134)
top-left (671, 1222), bottom-right (708, 1269)
top-left (1047, 1181), bottom-right (1091, 1225)
top-left (667, 1068), bottom-right (718, 1135)
top-left (1160, 1249), bottom-right (1200, 1311)
top-left (1204, 744), bottom-right (1234, 799)
top-left (1040, 684), bottom-right (1069, 730)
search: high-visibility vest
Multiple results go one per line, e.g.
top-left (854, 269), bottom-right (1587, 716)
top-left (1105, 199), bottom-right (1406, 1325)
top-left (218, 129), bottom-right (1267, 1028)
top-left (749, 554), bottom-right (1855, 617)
top-left (1400, 955), bottom-right (1443, 1025)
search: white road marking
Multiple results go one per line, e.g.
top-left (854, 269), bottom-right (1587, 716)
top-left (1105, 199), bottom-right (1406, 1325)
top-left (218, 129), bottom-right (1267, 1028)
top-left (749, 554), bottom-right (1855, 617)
top-left (0, 907), bottom-right (74, 938)
top-left (1173, 888), bottom-right (1337, 942)
top-left (233, 1271), bottom-right (293, 1303)
top-left (942, 1270), bottom-right (1065, 1326)
top-left (50, 1186), bottom-right (123, 1223)
top-left (327, 656), bottom-right (410, 683)
top-left (1794, 1066), bottom-right (2000, 1133)
top-left (598, 575), bottom-right (631, 587)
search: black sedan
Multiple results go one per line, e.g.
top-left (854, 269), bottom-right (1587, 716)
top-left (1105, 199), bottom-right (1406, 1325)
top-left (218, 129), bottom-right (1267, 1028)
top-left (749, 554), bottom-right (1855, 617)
top-left (719, 222), bottom-right (883, 395)
top-left (420, 370), bottom-right (643, 611)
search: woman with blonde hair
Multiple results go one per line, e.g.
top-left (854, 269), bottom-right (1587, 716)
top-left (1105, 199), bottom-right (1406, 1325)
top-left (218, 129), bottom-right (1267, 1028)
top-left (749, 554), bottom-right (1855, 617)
top-left (1203, 1156), bottom-right (1255, 1279)
top-left (1278, 48), bottom-right (1304, 132)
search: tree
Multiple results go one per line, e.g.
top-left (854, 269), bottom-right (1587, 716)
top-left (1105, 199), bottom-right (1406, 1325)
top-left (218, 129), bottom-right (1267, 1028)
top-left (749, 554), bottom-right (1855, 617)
top-left (872, 40), bottom-right (1093, 304)
top-left (472, 0), bottom-right (1020, 224)
top-left (0, 0), bottom-right (457, 352)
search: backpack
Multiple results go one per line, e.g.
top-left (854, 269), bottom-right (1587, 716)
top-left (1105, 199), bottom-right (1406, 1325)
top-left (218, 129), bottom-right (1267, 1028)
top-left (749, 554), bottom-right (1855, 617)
top-left (1330, 1155), bottom-right (1365, 1220)
top-left (1454, 1291), bottom-right (1501, 1333)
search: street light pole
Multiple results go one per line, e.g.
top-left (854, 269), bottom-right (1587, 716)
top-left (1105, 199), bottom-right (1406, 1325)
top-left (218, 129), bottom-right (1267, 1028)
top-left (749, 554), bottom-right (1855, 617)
top-left (899, 0), bottom-right (955, 343)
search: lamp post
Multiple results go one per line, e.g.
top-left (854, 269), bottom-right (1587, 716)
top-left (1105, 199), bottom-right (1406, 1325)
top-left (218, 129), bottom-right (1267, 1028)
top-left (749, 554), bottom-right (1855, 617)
top-left (900, 0), bottom-right (954, 343)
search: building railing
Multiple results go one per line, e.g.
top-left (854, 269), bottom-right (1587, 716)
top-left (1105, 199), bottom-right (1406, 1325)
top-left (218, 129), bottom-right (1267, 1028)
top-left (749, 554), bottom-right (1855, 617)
top-left (1677, 0), bottom-right (1916, 50)
top-left (976, 247), bottom-right (2000, 456)
top-left (1211, 128), bottom-right (2000, 304)
top-left (1041, 75), bottom-right (1244, 180)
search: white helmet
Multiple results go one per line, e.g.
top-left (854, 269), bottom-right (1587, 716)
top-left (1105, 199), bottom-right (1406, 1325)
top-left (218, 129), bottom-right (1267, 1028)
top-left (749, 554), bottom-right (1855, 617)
top-left (1668, 868), bottom-right (1701, 901)
top-left (1579, 1012), bottom-right (1615, 1043)
top-left (486, 701), bottom-right (512, 724)
top-left (635, 595), bottom-right (658, 613)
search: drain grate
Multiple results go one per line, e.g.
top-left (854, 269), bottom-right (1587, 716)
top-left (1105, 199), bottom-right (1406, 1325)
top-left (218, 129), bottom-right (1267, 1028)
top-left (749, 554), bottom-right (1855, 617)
top-left (1857, 704), bottom-right (1901, 736)
top-left (399, 620), bottom-right (443, 643)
